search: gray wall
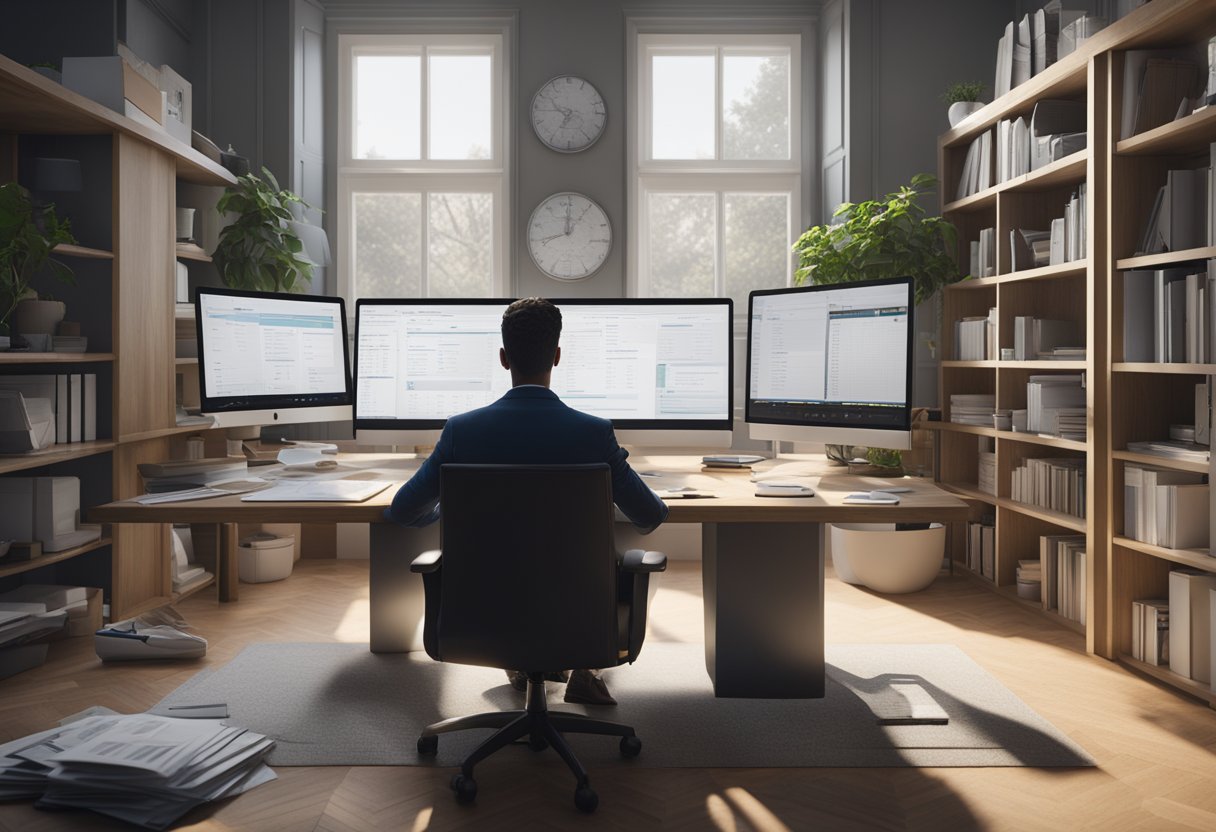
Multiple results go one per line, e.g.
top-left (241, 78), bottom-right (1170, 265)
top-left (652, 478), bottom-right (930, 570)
top-left (323, 0), bottom-right (818, 300)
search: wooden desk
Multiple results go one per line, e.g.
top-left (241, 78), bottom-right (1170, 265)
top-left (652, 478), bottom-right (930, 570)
top-left (91, 452), bottom-right (968, 698)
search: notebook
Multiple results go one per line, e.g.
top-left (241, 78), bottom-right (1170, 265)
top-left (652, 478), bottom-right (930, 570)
top-left (240, 480), bottom-right (393, 503)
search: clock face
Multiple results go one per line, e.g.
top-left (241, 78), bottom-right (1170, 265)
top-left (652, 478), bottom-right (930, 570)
top-left (530, 75), bottom-right (607, 153)
top-left (528, 192), bottom-right (612, 281)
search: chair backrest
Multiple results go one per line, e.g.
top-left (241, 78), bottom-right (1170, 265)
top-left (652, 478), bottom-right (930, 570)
top-left (435, 463), bottom-right (620, 672)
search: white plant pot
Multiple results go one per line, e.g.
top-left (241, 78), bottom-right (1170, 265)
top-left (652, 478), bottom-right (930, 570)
top-left (831, 523), bottom-right (946, 594)
top-left (14, 299), bottom-right (66, 336)
top-left (948, 101), bottom-right (984, 127)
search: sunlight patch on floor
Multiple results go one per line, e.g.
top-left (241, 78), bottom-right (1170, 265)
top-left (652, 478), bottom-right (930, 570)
top-left (335, 598), bottom-right (372, 641)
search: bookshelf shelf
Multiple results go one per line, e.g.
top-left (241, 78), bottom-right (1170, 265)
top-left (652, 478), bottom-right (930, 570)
top-left (997, 431), bottom-right (1088, 452)
top-left (949, 275), bottom-right (1000, 290)
top-left (0, 536), bottom-right (112, 580)
top-left (939, 481), bottom-right (996, 505)
top-left (1115, 246), bottom-right (1216, 271)
top-left (174, 357), bottom-right (198, 365)
top-left (943, 187), bottom-right (998, 214)
top-left (941, 360), bottom-right (997, 369)
top-left (1002, 501), bottom-right (1086, 533)
top-left (171, 573), bottom-right (215, 604)
top-left (53, 243), bottom-right (114, 260)
top-left (997, 360), bottom-right (1088, 370)
top-left (1113, 537), bottom-right (1216, 573)
top-left (175, 242), bottom-right (212, 262)
top-left (1005, 150), bottom-right (1087, 193)
top-left (118, 423), bottom-right (216, 445)
top-left (0, 440), bottom-right (116, 475)
top-left (995, 261), bottom-right (1087, 285)
top-left (930, 422), bottom-right (995, 437)
top-left (0, 352), bottom-right (114, 364)
top-left (1113, 362), bottom-right (1216, 374)
top-left (1111, 450), bottom-right (1208, 474)
top-left (1116, 654), bottom-right (1214, 706)
top-left (1116, 103), bottom-right (1216, 156)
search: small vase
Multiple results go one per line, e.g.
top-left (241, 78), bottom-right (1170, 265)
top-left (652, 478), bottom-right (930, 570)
top-left (14, 299), bottom-right (66, 336)
top-left (948, 101), bottom-right (984, 128)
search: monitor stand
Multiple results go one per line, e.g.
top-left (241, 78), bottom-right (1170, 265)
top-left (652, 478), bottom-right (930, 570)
top-left (225, 425), bottom-right (261, 458)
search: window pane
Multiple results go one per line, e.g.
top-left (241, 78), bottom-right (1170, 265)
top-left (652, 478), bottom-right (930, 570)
top-left (353, 193), bottom-right (422, 298)
top-left (355, 55), bottom-right (420, 160)
top-left (723, 53), bottom-right (790, 160)
top-left (430, 54), bottom-right (493, 160)
top-left (725, 193), bottom-right (789, 307)
top-left (647, 193), bottom-right (715, 296)
top-left (428, 193), bottom-right (494, 296)
top-left (652, 55), bottom-right (715, 160)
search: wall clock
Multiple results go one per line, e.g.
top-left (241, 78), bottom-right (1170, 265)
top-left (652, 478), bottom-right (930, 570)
top-left (530, 75), bottom-right (607, 153)
top-left (527, 192), bottom-right (612, 281)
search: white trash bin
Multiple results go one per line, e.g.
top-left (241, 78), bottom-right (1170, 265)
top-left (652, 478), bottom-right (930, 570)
top-left (830, 523), bottom-right (946, 594)
top-left (238, 532), bottom-right (295, 583)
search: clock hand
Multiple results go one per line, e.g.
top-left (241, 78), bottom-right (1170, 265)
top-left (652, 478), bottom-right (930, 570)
top-left (535, 233), bottom-right (566, 245)
top-left (564, 201), bottom-right (572, 236)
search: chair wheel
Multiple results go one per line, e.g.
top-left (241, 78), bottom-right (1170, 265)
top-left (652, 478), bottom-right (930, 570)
top-left (451, 773), bottom-right (477, 805)
top-left (574, 784), bottom-right (598, 813)
top-left (417, 735), bottom-right (438, 755)
top-left (619, 735), bottom-right (642, 758)
top-left (529, 735), bottom-right (549, 752)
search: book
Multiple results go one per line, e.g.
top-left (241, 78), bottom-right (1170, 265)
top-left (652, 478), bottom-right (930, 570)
top-left (1169, 569), bottom-right (1216, 683)
top-left (1155, 483), bottom-right (1209, 550)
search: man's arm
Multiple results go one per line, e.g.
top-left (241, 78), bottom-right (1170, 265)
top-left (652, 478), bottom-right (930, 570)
top-left (383, 424), bottom-right (455, 527)
top-left (603, 425), bottom-right (668, 534)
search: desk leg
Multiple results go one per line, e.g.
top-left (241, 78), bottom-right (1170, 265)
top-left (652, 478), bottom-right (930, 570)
top-left (702, 522), bottom-right (824, 698)
top-left (369, 522), bottom-right (438, 653)
top-left (218, 523), bottom-right (239, 602)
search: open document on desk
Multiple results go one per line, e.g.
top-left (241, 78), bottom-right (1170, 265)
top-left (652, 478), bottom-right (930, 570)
top-left (240, 480), bottom-right (393, 502)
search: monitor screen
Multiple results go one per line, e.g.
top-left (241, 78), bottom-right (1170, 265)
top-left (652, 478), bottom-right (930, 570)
top-left (354, 298), bottom-right (733, 436)
top-left (196, 287), bottom-right (353, 427)
top-left (746, 277), bottom-right (913, 447)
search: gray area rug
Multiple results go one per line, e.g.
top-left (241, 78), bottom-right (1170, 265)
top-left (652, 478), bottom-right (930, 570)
top-left (153, 642), bottom-right (1093, 768)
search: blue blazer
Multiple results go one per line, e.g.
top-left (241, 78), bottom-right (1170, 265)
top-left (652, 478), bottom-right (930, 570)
top-left (384, 386), bottom-right (669, 533)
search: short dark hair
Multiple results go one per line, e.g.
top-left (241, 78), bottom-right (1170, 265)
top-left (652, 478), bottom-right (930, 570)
top-left (502, 297), bottom-right (562, 375)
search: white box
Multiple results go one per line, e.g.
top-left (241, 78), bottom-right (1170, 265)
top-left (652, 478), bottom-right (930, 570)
top-left (238, 533), bottom-right (295, 583)
top-left (158, 64), bottom-right (192, 145)
top-left (175, 260), bottom-right (189, 304)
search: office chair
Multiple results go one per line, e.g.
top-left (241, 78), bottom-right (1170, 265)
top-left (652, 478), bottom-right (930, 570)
top-left (410, 463), bottom-right (667, 813)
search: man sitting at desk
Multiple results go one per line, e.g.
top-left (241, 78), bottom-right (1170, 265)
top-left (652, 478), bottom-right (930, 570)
top-left (384, 296), bottom-right (669, 706)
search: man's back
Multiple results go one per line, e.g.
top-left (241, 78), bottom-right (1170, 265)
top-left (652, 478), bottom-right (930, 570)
top-left (384, 386), bottom-right (667, 531)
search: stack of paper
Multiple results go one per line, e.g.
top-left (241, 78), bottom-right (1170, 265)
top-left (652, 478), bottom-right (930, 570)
top-left (950, 393), bottom-right (996, 426)
top-left (0, 711), bottom-right (275, 829)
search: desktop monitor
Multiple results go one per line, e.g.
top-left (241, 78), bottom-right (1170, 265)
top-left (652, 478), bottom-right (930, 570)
top-left (195, 287), bottom-right (353, 430)
top-left (746, 276), bottom-right (914, 450)
top-left (354, 298), bottom-right (734, 447)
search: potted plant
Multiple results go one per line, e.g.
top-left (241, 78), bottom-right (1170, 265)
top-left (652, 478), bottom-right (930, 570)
top-left (942, 81), bottom-right (985, 127)
top-left (0, 183), bottom-right (76, 349)
top-left (792, 173), bottom-right (961, 467)
top-left (213, 167), bottom-right (314, 293)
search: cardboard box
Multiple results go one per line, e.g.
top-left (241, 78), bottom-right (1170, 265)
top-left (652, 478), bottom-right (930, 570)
top-left (63, 55), bottom-right (164, 125)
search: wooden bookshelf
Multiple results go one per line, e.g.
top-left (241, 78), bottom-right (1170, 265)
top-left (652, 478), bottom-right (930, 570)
top-left (1115, 103), bottom-right (1216, 156)
top-left (175, 242), bottom-right (212, 262)
top-left (1114, 537), bottom-right (1216, 574)
top-left (1111, 449), bottom-right (1208, 475)
top-left (1115, 246), bottom-right (1216, 271)
top-left (996, 261), bottom-right (1087, 285)
top-left (997, 584), bottom-right (1086, 635)
top-left (0, 440), bottom-right (116, 475)
top-left (0, 537), bottom-right (112, 580)
top-left (0, 352), bottom-right (114, 364)
top-left (1116, 654), bottom-right (1215, 706)
top-left (1114, 362), bottom-right (1216, 374)
top-left (53, 243), bottom-right (113, 260)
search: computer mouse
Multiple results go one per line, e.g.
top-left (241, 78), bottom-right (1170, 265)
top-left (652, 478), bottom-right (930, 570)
top-left (754, 482), bottom-right (815, 498)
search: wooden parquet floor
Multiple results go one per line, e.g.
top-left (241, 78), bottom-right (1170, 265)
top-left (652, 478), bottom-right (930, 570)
top-left (1, 558), bottom-right (1215, 831)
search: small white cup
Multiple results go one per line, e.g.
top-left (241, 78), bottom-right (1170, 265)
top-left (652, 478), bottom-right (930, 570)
top-left (176, 207), bottom-right (196, 241)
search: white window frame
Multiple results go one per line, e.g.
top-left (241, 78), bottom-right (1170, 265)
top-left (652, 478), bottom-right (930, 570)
top-left (628, 31), bottom-right (804, 309)
top-left (337, 32), bottom-right (510, 300)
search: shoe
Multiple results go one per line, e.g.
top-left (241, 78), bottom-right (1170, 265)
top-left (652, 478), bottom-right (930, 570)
top-left (564, 669), bottom-right (617, 706)
top-left (506, 669), bottom-right (570, 692)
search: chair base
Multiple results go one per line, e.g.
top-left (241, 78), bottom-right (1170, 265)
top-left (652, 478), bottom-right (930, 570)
top-left (418, 674), bottom-right (640, 812)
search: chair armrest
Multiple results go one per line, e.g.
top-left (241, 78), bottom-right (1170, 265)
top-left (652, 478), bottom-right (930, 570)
top-left (410, 549), bottom-right (443, 574)
top-left (621, 548), bottom-right (667, 573)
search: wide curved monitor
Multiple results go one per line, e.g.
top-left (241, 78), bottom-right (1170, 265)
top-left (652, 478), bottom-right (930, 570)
top-left (354, 298), bottom-right (733, 447)
top-left (746, 277), bottom-right (913, 450)
top-left (195, 287), bottom-right (353, 429)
